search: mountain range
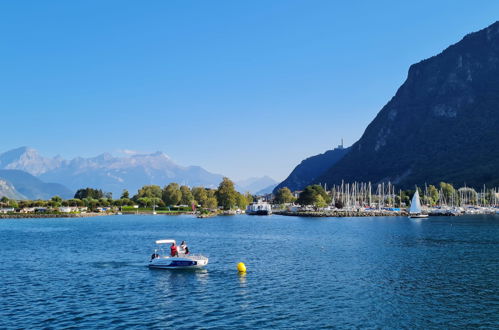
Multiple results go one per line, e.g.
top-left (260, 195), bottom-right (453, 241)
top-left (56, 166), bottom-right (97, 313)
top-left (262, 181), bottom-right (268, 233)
top-left (0, 147), bottom-right (280, 199)
top-left (0, 147), bottom-right (225, 198)
top-left (277, 21), bottom-right (499, 190)
top-left (0, 147), bottom-right (277, 199)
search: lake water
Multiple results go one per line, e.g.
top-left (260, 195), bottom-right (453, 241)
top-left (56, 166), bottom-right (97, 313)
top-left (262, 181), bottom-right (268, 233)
top-left (0, 214), bottom-right (498, 329)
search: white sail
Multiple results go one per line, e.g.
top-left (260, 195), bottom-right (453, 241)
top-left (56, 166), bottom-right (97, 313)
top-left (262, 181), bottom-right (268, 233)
top-left (409, 189), bottom-right (422, 214)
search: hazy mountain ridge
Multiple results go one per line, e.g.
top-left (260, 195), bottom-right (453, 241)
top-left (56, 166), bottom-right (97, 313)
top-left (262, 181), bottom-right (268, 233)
top-left (314, 21), bottom-right (499, 188)
top-left (236, 176), bottom-right (277, 194)
top-left (256, 184), bottom-right (278, 195)
top-left (0, 170), bottom-right (72, 200)
top-left (0, 148), bottom-right (225, 197)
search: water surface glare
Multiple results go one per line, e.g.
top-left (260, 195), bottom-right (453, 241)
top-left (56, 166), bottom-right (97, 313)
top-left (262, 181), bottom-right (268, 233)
top-left (0, 214), bottom-right (498, 328)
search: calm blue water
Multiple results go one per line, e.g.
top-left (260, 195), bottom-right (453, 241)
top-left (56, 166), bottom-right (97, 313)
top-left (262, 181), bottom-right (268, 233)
top-left (0, 214), bottom-right (498, 329)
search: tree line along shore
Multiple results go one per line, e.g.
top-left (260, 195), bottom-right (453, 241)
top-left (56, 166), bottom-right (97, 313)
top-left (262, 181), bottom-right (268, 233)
top-left (0, 178), bottom-right (252, 217)
top-left (1, 178), bottom-right (499, 218)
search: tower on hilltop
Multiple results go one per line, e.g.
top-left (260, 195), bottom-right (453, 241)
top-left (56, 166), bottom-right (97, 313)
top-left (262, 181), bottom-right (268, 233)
top-left (337, 138), bottom-right (344, 149)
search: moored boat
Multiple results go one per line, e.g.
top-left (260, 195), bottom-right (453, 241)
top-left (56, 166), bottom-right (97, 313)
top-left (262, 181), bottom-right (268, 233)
top-left (246, 199), bottom-right (272, 215)
top-left (408, 189), bottom-right (428, 218)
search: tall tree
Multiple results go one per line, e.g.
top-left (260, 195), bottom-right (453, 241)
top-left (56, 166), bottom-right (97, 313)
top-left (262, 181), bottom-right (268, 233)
top-left (236, 193), bottom-right (249, 209)
top-left (74, 188), bottom-right (104, 200)
top-left (162, 183), bottom-right (182, 206)
top-left (136, 185), bottom-right (162, 199)
top-left (204, 189), bottom-right (218, 209)
top-left (314, 194), bottom-right (327, 208)
top-left (439, 182), bottom-right (456, 203)
top-left (274, 187), bottom-right (296, 204)
top-left (50, 196), bottom-right (62, 207)
top-left (216, 177), bottom-right (237, 210)
top-left (180, 185), bottom-right (194, 205)
top-left (244, 192), bottom-right (254, 205)
top-left (121, 189), bottom-right (130, 199)
top-left (297, 185), bottom-right (331, 206)
top-left (205, 196), bottom-right (218, 210)
top-left (427, 185), bottom-right (439, 205)
top-left (137, 197), bottom-right (151, 208)
top-left (192, 187), bottom-right (208, 206)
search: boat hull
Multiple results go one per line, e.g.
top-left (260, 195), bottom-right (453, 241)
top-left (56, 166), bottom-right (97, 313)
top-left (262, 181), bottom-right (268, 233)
top-left (409, 214), bottom-right (429, 218)
top-left (149, 256), bottom-right (208, 269)
top-left (246, 210), bottom-right (271, 216)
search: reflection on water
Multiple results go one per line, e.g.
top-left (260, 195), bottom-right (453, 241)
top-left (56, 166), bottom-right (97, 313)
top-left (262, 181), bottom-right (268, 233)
top-left (238, 272), bottom-right (247, 286)
top-left (0, 214), bottom-right (497, 328)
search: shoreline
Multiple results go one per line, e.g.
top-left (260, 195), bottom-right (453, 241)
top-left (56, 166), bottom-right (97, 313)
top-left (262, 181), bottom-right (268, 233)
top-left (274, 210), bottom-right (408, 217)
top-left (0, 213), bottom-right (110, 219)
top-left (0, 211), bottom-right (199, 219)
top-left (1, 210), bottom-right (492, 219)
top-left (121, 211), bottom-right (196, 215)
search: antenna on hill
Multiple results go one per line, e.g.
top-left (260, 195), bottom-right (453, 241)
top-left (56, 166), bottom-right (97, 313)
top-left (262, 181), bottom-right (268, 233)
top-left (338, 138), bottom-right (344, 149)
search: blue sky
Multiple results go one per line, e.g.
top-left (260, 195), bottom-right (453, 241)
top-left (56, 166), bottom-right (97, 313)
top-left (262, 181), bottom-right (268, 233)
top-left (0, 1), bottom-right (498, 181)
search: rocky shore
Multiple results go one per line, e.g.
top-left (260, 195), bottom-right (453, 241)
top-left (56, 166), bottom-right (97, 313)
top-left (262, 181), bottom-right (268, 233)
top-left (274, 210), bottom-right (408, 217)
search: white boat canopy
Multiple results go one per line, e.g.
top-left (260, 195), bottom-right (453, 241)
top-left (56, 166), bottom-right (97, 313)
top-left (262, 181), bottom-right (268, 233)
top-left (155, 239), bottom-right (176, 244)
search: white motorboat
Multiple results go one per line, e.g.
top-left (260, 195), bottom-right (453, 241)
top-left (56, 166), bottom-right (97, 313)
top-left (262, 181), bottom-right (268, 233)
top-left (408, 189), bottom-right (428, 218)
top-left (149, 239), bottom-right (208, 269)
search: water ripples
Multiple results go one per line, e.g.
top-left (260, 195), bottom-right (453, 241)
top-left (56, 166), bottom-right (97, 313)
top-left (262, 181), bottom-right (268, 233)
top-left (0, 215), bottom-right (498, 328)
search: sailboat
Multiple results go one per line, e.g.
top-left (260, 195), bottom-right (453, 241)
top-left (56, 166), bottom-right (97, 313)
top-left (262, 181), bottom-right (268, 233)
top-left (408, 189), bottom-right (428, 218)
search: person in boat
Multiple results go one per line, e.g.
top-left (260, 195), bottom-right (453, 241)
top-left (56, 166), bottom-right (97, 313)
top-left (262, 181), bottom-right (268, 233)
top-left (170, 243), bottom-right (178, 257)
top-left (180, 241), bottom-right (189, 255)
top-left (150, 253), bottom-right (160, 261)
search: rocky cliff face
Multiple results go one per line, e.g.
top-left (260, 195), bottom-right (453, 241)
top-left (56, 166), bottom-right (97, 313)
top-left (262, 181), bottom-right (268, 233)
top-left (0, 178), bottom-right (25, 200)
top-left (316, 21), bottom-right (499, 188)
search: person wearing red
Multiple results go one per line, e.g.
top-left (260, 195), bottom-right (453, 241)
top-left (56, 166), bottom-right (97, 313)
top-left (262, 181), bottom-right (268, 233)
top-left (170, 243), bottom-right (178, 257)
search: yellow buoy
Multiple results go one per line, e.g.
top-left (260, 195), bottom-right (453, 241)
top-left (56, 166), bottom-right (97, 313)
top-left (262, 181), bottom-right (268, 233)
top-left (237, 262), bottom-right (246, 273)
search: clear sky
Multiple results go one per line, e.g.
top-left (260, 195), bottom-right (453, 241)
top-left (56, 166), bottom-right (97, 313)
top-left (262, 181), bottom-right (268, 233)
top-left (0, 1), bottom-right (498, 181)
